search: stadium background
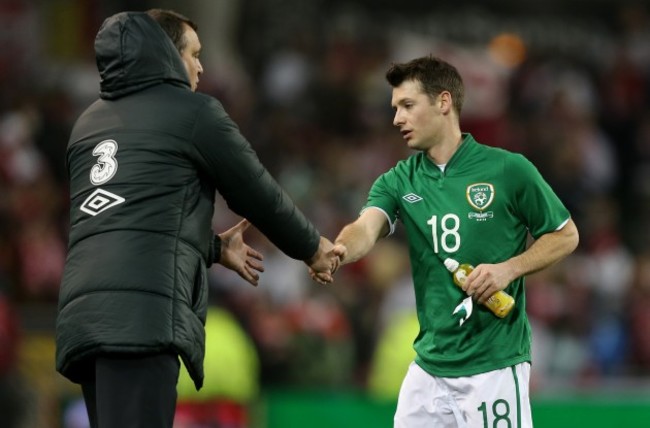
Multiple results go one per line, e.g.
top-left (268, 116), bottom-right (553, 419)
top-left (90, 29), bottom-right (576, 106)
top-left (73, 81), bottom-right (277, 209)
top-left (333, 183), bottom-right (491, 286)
top-left (1, 0), bottom-right (650, 426)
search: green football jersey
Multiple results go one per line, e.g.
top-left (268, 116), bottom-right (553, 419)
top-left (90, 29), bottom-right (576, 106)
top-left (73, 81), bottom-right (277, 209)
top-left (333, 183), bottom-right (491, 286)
top-left (363, 134), bottom-right (570, 377)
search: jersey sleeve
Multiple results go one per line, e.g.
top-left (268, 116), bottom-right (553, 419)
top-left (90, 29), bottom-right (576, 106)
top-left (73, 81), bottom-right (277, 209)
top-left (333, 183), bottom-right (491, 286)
top-left (362, 170), bottom-right (399, 235)
top-left (506, 154), bottom-right (571, 239)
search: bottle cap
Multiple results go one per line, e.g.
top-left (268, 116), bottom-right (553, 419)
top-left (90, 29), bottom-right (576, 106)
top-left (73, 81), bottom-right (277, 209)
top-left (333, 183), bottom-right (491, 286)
top-left (443, 258), bottom-right (459, 272)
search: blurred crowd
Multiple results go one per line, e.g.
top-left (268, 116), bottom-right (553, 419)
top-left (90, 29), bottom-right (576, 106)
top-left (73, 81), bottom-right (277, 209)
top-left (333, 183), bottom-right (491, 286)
top-left (3, 0), bottom-right (650, 426)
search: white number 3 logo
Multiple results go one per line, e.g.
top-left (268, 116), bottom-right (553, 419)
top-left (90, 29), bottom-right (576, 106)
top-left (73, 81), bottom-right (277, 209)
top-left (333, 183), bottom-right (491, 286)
top-left (90, 139), bottom-right (119, 185)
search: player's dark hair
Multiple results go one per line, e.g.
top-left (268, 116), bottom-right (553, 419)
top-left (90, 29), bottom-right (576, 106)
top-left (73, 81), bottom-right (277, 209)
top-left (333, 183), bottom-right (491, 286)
top-left (386, 55), bottom-right (465, 116)
top-left (146, 9), bottom-right (197, 54)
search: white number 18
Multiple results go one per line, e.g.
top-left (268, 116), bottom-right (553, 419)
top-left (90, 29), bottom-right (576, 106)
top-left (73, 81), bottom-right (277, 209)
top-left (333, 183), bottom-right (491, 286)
top-left (427, 214), bottom-right (461, 253)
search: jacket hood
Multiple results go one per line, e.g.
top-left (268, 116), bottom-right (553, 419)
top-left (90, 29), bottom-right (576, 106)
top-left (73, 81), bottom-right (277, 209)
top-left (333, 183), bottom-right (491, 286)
top-left (95, 11), bottom-right (190, 99)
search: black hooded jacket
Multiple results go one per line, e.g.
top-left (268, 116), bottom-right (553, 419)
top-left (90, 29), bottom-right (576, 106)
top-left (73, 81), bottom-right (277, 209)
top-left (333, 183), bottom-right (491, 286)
top-left (55, 12), bottom-right (320, 389)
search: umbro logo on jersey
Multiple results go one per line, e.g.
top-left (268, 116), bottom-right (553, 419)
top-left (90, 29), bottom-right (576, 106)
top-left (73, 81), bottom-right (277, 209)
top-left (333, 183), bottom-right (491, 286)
top-left (80, 188), bottom-right (125, 216)
top-left (403, 193), bottom-right (423, 203)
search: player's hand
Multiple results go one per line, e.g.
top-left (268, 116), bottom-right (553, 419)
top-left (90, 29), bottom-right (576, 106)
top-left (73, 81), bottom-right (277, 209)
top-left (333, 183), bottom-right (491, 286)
top-left (332, 243), bottom-right (347, 263)
top-left (307, 243), bottom-right (347, 283)
top-left (218, 219), bottom-right (264, 286)
top-left (462, 262), bottom-right (513, 304)
top-left (305, 236), bottom-right (340, 284)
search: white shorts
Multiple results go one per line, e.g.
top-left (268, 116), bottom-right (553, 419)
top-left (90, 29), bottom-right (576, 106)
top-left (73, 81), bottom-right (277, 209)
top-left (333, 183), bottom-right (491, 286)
top-left (394, 362), bottom-right (532, 428)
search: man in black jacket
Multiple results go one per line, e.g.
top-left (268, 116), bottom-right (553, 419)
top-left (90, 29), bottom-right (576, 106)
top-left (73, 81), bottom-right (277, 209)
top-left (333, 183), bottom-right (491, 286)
top-left (56, 9), bottom-right (338, 427)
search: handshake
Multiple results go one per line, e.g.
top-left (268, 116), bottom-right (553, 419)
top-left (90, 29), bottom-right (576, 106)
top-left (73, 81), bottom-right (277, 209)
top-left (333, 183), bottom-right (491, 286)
top-left (304, 236), bottom-right (346, 285)
top-left (217, 221), bottom-right (348, 287)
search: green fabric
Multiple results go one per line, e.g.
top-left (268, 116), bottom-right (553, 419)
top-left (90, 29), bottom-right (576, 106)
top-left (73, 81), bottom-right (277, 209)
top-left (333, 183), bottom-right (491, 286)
top-left (363, 134), bottom-right (570, 377)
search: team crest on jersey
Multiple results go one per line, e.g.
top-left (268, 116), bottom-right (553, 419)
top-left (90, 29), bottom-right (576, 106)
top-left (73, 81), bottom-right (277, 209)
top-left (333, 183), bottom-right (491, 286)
top-left (466, 183), bottom-right (495, 221)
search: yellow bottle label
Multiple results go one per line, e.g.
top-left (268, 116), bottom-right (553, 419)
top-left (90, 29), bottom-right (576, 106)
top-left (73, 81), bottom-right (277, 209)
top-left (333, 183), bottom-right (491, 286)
top-left (453, 264), bottom-right (473, 288)
top-left (454, 270), bottom-right (467, 285)
top-left (485, 292), bottom-right (515, 318)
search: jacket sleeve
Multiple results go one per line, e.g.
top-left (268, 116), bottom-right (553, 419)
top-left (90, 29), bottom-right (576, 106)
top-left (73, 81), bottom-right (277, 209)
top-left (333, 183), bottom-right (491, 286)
top-left (191, 97), bottom-right (320, 261)
top-left (207, 234), bottom-right (221, 266)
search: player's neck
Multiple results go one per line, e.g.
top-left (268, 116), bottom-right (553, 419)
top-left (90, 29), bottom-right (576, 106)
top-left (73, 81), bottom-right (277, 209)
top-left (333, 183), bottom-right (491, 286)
top-left (426, 130), bottom-right (463, 165)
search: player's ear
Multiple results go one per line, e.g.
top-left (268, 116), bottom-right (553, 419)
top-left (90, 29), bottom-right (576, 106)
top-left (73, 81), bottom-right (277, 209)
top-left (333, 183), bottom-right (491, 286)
top-left (438, 91), bottom-right (453, 114)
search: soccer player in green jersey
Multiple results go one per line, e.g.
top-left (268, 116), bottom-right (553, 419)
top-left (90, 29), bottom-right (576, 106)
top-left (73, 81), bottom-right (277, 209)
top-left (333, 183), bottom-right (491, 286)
top-left (324, 56), bottom-right (579, 427)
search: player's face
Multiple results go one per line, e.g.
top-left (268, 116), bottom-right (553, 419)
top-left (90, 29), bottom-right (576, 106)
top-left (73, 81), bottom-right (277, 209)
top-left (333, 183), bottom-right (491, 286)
top-left (180, 24), bottom-right (203, 92)
top-left (391, 79), bottom-right (444, 151)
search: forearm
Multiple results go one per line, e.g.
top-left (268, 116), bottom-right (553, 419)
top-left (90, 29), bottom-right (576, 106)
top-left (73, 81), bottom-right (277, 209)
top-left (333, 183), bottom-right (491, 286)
top-left (335, 222), bottom-right (379, 265)
top-left (505, 218), bottom-right (579, 280)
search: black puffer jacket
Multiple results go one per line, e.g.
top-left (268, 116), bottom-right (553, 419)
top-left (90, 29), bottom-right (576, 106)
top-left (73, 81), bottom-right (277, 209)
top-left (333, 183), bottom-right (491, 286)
top-left (56, 12), bottom-right (320, 389)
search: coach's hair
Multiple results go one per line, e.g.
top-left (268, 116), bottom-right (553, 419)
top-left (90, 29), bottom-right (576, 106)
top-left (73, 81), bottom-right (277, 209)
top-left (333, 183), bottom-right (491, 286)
top-left (385, 55), bottom-right (465, 116)
top-left (146, 9), bottom-right (198, 54)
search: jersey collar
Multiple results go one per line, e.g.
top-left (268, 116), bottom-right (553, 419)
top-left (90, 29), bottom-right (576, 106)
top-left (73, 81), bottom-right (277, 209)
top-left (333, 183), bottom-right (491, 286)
top-left (422, 133), bottom-right (477, 177)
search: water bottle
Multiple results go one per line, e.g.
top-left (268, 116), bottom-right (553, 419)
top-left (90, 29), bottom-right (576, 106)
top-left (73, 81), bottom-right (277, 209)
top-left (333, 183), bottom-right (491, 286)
top-left (443, 258), bottom-right (515, 318)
